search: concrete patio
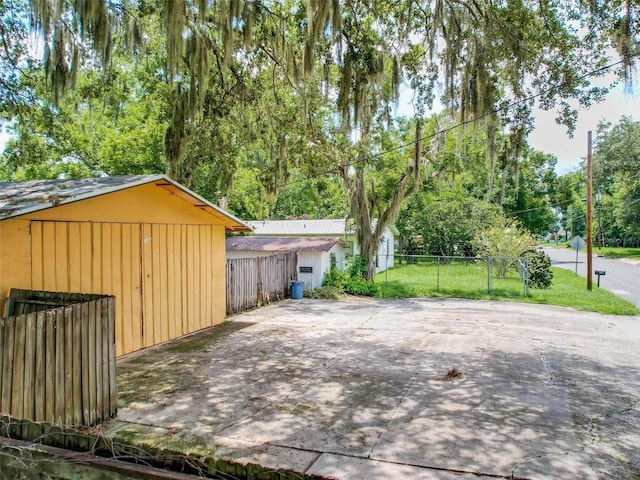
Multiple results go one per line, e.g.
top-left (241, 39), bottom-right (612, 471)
top-left (112, 297), bottom-right (640, 479)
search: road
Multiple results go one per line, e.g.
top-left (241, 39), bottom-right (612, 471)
top-left (543, 246), bottom-right (640, 308)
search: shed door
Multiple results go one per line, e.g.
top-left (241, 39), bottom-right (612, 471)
top-left (30, 221), bottom-right (217, 356)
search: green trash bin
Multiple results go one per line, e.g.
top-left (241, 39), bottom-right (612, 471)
top-left (290, 281), bottom-right (304, 299)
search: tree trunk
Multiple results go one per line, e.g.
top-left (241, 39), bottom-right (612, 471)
top-left (342, 122), bottom-right (426, 281)
top-left (350, 158), bottom-right (376, 281)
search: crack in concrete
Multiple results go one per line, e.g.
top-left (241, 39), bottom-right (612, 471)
top-left (510, 451), bottom-right (573, 480)
top-left (304, 447), bottom-right (518, 479)
top-left (605, 398), bottom-right (639, 419)
top-left (366, 372), bottom-right (419, 459)
top-left (534, 338), bottom-right (555, 386)
top-left (584, 398), bottom-right (639, 446)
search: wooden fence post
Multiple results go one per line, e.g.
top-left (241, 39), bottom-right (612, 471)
top-left (0, 290), bottom-right (117, 431)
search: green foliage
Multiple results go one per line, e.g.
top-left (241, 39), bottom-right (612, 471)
top-left (272, 175), bottom-right (348, 220)
top-left (402, 189), bottom-right (501, 257)
top-left (0, 46), bottom-right (167, 181)
top-left (344, 276), bottom-right (382, 297)
top-left (346, 256), bottom-right (368, 279)
top-left (303, 286), bottom-right (345, 300)
top-left (474, 219), bottom-right (537, 277)
top-left (399, 235), bottom-right (422, 263)
top-left (322, 256), bottom-right (381, 297)
top-left (322, 265), bottom-right (348, 289)
top-left (502, 149), bottom-right (558, 235)
top-left (594, 117), bottom-right (640, 237)
top-left (526, 250), bottom-right (553, 289)
top-left (343, 257), bottom-right (382, 297)
top-left (552, 170), bottom-right (587, 238)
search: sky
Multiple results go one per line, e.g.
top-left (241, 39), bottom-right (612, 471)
top-left (528, 84), bottom-right (640, 175)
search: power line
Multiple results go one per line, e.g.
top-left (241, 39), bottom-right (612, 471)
top-left (370, 54), bottom-right (640, 161)
top-left (256, 53), bottom-right (640, 194)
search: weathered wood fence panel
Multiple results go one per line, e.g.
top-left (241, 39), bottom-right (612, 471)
top-left (226, 253), bottom-right (297, 315)
top-left (0, 289), bottom-right (116, 427)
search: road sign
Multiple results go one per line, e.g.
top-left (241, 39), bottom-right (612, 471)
top-left (570, 235), bottom-right (585, 276)
top-left (570, 235), bottom-right (585, 251)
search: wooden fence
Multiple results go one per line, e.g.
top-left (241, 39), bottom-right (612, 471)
top-left (226, 252), bottom-right (298, 315)
top-left (0, 289), bottom-right (116, 428)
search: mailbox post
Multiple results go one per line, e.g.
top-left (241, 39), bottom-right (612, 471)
top-left (594, 270), bottom-right (606, 287)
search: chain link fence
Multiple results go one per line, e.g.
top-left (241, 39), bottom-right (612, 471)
top-left (378, 254), bottom-right (529, 297)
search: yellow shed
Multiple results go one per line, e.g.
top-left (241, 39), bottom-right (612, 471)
top-left (0, 175), bottom-right (250, 356)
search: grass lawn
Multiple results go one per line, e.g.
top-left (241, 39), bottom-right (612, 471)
top-left (593, 246), bottom-right (640, 260)
top-left (376, 263), bottom-right (639, 315)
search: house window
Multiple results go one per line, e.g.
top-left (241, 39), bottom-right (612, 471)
top-left (299, 266), bottom-right (313, 273)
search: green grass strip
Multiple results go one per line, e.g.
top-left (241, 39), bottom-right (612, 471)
top-left (376, 263), bottom-right (638, 315)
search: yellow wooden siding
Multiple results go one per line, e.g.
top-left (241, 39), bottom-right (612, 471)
top-left (26, 220), bottom-right (223, 356)
top-left (25, 183), bottom-right (229, 226)
top-left (0, 219), bottom-right (32, 304)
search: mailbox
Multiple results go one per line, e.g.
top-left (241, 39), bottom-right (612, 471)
top-left (594, 270), bottom-right (606, 287)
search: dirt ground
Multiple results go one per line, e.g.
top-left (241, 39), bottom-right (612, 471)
top-left (113, 297), bottom-right (640, 479)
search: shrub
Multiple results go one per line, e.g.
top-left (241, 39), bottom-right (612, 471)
top-left (323, 266), bottom-right (348, 289)
top-left (344, 276), bottom-right (382, 297)
top-left (474, 219), bottom-right (537, 277)
top-left (346, 255), bottom-right (368, 278)
top-left (527, 249), bottom-right (553, 289)
top-left (323, 256), bottom-right (381, 297)
top-left (304, 286), bottom-right (346, 299)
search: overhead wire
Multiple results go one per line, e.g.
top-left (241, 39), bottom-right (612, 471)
top-left (370, 53), bottom-right (640, 161)
top-left (265, 50), bottom-right (640, 194)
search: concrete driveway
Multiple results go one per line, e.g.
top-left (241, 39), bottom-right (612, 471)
top-left (115, 298), bottom-right (640, 479)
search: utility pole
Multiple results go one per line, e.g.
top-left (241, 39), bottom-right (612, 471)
top-left (586, 131), bottom-right (593, 291)
top-left (596, 189), bottom-right (603, 249)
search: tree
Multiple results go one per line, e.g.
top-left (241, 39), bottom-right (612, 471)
top-left (0, 45), bottom-right (167, 180)
top-left (0, 0), bottom-right (34, 116)
top-left (557, 170), bottom-right (586, 236)
top-left (594, 117), bottom-right (640, 237)
top-left (400, 188), bottom-right (501, 257)
top-left (15, 0), bottom-right (640, 279)
top-left (502, 149), bottom-right (558, 235)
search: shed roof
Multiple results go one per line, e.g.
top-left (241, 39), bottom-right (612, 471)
top-left (248, 219), bottom-right (350, 236)
top-left (248, 218), bottom-right (398, 236)
top-left (0, 175), bottom-right (251, 231)
top-left (226, 236), bottom-right (343, 252)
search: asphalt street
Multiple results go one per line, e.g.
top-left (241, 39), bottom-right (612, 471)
top-left (543, 246), bottom-right (640, 309)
